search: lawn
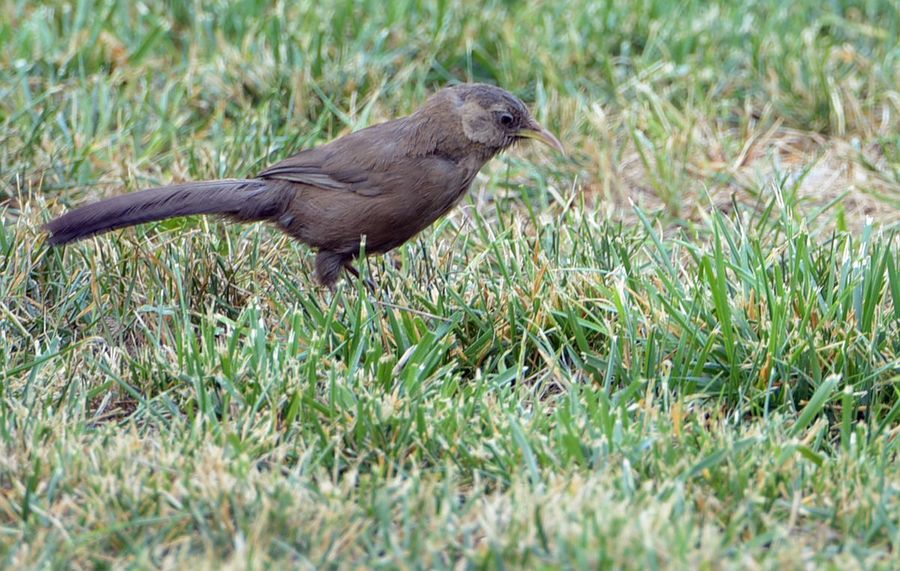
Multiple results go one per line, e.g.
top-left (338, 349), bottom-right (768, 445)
top-left (1, 0), bottom-right (899, 568)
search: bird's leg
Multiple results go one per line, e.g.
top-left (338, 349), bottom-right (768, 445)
top-left (316, 250), bottom-right (377, 293)
top-left (342, 260), bottom-right (377, 294)
top-left (315, 251), bottom-right (346, 289)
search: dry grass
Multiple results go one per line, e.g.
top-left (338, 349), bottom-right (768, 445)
top-left (2, 0), bottom-right (899, 568)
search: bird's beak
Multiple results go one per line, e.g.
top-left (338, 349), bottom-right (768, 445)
top-left (518, 121), bottom-right (565, 155)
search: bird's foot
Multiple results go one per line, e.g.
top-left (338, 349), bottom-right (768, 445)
top-left (342, 261), bottom-right (377, 294)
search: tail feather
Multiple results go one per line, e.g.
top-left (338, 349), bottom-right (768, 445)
top-left (45, 179), bottom-right (280, 245)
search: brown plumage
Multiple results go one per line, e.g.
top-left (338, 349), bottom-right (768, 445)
top-left (45, 84), bottom-right (563, 287)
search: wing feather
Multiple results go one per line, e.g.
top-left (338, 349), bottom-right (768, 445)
top-left (257, 120), bottom-right (412, 197)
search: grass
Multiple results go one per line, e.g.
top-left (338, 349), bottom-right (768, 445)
top-left (1, 0), bottom-right (899, 568)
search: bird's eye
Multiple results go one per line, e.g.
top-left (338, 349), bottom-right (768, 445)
top-left (498, 113), bottom-right (514, 127)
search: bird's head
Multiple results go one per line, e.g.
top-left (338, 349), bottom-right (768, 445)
top-left (425, 84), bottom-right (564, 158)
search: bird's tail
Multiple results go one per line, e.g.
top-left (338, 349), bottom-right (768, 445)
top-left (45, 179), bottom-right (283, 245)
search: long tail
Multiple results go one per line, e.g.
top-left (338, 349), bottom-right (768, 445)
top-left (45, 179), bottom-right (282, 245)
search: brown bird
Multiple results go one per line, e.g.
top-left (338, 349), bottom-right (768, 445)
top-left (45, 83), bottom-right (563, 287)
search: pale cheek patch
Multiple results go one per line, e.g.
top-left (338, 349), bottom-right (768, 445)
top-left (460, 101), bottom-right (500, 145)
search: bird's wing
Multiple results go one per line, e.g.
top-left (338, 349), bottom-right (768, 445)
top-left (257, 122), bottom-right (409, 197)
top-left (257, 160), bottom-right (378, 193)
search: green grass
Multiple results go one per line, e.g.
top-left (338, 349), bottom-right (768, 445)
top-left (2, 0), bottom-right (899, 568)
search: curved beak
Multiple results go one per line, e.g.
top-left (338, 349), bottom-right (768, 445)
top-left (517, 121), bottom-right (565, 155)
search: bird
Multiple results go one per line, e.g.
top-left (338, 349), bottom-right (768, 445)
top-left (44, 83), bottom-right (564, 288)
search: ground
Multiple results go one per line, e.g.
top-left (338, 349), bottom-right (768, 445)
top-left (1, 0), bottom-right (899, 568)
